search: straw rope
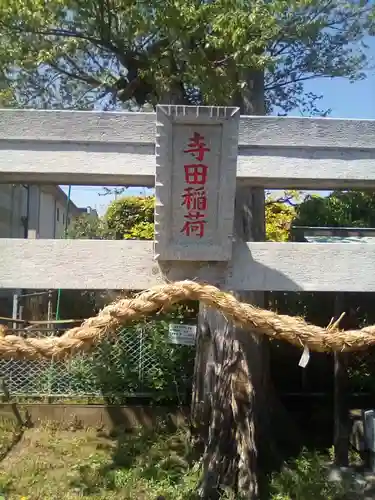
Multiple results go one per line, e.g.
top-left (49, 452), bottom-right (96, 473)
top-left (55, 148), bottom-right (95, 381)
top-left (0, 280), bottom-right (374, 360)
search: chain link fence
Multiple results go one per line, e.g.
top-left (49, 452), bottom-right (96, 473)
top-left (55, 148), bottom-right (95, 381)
top-left (0, 320), bottom-right (196, 403)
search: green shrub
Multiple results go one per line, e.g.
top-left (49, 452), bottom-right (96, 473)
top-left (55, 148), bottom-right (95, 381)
top-left (34, 306), bottom-right (197, 403)
top-left (269, 449), bottom-right (355, 500)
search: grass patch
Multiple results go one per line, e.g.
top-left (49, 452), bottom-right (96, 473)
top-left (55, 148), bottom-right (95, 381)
top-left (0, 419), bottom-right (200, 500)
top-left (0, 418), bottom-right (24, 462)
top-left (0, 417), bottom-right (369, 500)
top-left (269, 448), bottom-right (366, 500)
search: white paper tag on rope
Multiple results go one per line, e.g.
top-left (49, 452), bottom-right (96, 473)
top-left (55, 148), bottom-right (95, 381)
top-left (298, 345), bottom-right (310, 368)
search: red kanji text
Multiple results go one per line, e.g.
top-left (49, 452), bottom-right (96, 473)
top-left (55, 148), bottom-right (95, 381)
top-left (184, 132), bottom-right (210, 162)
top-left (181, 187), bottom-right (207, 211)
top-left (184, 164), bottom-right (208, 185)
top-left (181, 220), bottom-right (206, 238)
top-left (184, 210), bottom-right (205, 221)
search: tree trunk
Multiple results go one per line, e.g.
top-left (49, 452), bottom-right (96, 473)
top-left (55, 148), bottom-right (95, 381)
top-left (191, 73), bottom-right (298, 499)
top-left (192, 188), bottom-right (264, 499)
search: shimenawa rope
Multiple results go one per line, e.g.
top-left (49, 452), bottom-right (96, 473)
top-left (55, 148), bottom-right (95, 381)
top-left (0, 280), bottom-right (374, 360)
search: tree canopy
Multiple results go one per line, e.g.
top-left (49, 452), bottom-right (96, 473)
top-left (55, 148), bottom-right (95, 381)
top-left (295, 190), bottom-right (375, 227)
top-left (0, 0), bottom-right (373, 113)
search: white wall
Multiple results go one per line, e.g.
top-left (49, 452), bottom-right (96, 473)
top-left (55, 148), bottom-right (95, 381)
top-left (0, 185), bottom-right (12, 211)
top-left (0, 184), bottom-right (81, 240)
top-left (0, 184), bottom-right (82, 316)
top-left (55, 198), bottom-right (69, 238)
top-left (0, 184), bottom-right (26, 238)
top-left (38, 190), bottom-right (55, 239)
top-left (0, 184), bottom-right (26, 314)
top-left (39, 186), bottom-right (80, 239)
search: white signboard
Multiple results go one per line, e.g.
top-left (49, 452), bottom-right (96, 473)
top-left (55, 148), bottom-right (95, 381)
top-left (168, 323), bottom-right (197, 346)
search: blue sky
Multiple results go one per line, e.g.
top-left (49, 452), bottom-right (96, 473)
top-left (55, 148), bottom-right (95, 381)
top-left (61, 37), bottom-right (375, 214)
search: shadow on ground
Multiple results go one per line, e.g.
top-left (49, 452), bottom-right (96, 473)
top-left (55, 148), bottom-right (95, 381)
top-left (69, 421), bottom-right (198, 499)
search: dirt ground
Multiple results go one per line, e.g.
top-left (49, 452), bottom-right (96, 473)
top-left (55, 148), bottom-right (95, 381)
top-left (2, 415), bottom-right (375, 500)
top-left (0, 417), bottom-right (197, 500)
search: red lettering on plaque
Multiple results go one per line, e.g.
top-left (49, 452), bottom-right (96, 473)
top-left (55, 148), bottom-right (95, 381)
top-left (181, 220), bottom-right (206, 238)
top-left (184, 132), bottom-right (210, 162)
top-left (181, 187), bottom-right (207, 211)
top-left (181, 133), bottom-right (210, 237)
top-left (184, 164), bottom-right (208, 185)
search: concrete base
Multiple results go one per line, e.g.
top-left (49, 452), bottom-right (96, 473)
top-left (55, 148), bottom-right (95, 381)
top-left (0, 403), bottom-right (189, 430)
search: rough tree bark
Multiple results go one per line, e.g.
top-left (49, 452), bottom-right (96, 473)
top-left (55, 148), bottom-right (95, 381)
top-left (191, 72), bottom-right (298, 499)
top-left (192, 188), bottom-right (266, 499)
